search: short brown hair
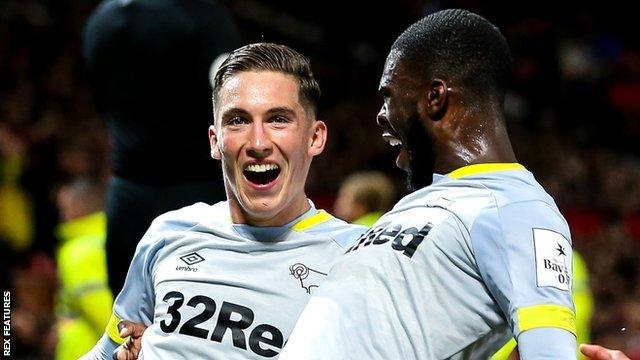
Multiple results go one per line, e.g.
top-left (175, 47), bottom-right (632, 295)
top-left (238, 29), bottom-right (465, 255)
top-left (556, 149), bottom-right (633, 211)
top-left (341, 171), bottom-right (396, 213)
top-left (212, 42), bottom-right (321, 120)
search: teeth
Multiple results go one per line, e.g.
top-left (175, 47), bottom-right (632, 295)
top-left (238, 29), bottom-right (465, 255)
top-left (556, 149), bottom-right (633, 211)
top-left (382, 132), bottom-right (402, 147)
top-left (245, 163), bottom-right (279, 172)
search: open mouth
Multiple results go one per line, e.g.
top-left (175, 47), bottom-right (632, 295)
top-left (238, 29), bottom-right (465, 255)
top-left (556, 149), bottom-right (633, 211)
top-left (243, 163), bottom-right (281, 186)
top-left (382, 131), bottom-right (403, 147)
top-left (382, 130), bottom-right (409, 169)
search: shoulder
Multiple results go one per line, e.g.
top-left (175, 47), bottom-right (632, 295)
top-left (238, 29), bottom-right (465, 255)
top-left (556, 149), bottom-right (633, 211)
top-left (463, 170), bottom-right (558, 209)
top-left (139, 201), bottom-right (225, 249)
top-left (440, 170), bottom-right (563, 227)
top-left (295, 211), bottom-right (367, 249)
top-left (390, 182), bottom-right (494, 235)
top-left (469, 197), bottom-right (572, 263)
top-left (149, 202), bottom-right (222, 231)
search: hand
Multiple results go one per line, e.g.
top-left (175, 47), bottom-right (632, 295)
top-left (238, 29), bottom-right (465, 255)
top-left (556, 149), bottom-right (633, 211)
top-left (580, 344), bottom-right (630, 360)
top-left (112, 320), bottom-right (147, 360)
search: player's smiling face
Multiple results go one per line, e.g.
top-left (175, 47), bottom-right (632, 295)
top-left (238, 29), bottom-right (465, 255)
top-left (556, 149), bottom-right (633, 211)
top-left (210, 71), bottom-right (326, 226)
top-left (377, 50), bottom-right (436, 190)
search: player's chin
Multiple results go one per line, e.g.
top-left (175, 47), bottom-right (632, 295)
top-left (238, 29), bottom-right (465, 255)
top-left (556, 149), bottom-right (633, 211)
top-left (240, 184), bottom-right (283, 207)
top-left (242, 195), bottom-right (285, 220)
top-left (395, 147), bottom-right (410, 171)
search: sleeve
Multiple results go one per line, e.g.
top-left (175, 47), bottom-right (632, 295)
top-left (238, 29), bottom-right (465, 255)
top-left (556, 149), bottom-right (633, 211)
top-left (470, 200), bottom-right (577, 356)
top-left (518, 328), bottom-right (577, 359)
top-left (79, 334), bottom-right (117, 360)
top-left (80, 228), bottom-right (163, 359)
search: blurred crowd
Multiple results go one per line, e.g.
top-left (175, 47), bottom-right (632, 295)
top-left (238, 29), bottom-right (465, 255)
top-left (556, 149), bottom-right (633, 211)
top-left (1, 0), bottom-right (639, 358)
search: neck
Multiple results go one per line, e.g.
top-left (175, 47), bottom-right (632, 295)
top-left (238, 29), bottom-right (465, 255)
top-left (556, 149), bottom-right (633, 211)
top-left (434, 108), bottom-right (517, 174)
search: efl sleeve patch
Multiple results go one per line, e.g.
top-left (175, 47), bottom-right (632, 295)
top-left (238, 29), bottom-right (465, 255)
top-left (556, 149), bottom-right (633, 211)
top-left (533, 228), bottom-right (572, 291)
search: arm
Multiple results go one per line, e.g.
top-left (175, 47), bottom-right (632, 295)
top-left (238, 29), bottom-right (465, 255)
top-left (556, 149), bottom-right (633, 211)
top-left (471, 200), bottom-right (577, 359)
top-left (493, 250), bottom-right (595, 360)
top-left (81, 333), bottom-right (119, 360)
top-left (518, 328), bottom-right (576, 359)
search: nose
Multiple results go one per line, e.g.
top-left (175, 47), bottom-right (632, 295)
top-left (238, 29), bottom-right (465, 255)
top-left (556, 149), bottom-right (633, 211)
top-left (246, 122), bottom-right (272, 158)
top-left (376, 104), bottom-right (389, 128)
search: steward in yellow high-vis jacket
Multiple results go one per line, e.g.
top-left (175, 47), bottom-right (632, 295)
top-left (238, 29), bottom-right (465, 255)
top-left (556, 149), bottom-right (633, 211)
top-left (55, 180), bottom-right (113, 360)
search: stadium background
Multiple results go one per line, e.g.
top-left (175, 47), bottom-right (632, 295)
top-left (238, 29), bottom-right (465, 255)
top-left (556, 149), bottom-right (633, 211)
top-left (1, 0), bottom-right (639, 358)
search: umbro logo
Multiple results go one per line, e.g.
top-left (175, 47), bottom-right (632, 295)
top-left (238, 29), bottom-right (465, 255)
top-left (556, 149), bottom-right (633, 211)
top-left (180, 252), bottom-right (204, 265)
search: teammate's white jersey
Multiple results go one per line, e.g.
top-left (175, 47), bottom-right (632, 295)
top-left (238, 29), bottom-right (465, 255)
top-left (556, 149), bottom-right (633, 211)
top-left (281, 164), bottom-right (576, 359)
top-left (82, 201), bottom-right (365, 359)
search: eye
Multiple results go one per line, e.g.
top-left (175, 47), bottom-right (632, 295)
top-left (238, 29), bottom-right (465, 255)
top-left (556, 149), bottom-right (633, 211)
top-left (271, 115), bottom-right (290, 125)
top-left (227, 116), bottom-right (248, 126)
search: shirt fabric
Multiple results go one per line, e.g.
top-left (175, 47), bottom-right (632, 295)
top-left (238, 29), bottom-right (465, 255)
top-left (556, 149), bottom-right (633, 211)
top-left (82, 201), bottom-right (365, 359)
top-left (281, 163), bottom-right (577, 360)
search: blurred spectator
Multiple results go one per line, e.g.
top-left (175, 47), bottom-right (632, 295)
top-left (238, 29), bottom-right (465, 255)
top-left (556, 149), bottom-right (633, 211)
top-left (0, 123), bottom-right (34, 253)
top-left (334, 171), bottom-right (396, 227)
top-left (10, 254), bottom-right (57, 359)
top-left (82, 0), bottom-right (240, 294)
top-left (54, 178), bottom-right (112, 360)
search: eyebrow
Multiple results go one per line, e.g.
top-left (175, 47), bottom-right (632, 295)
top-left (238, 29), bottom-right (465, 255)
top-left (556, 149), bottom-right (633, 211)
top-left (264, 107), bottom-right (297, 117)
top-left (221, 108), bottom-right (251, 118)
top-left (220, 106), bottom-right (298, 120)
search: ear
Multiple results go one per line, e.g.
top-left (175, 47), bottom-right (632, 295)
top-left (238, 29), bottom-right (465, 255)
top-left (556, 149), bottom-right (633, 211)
top-left (308, 120), bottom-right (327, 157)
top-left (208, 125), bottom-right (221, 160)
top-left (420, 78), bottom-right (448, 121)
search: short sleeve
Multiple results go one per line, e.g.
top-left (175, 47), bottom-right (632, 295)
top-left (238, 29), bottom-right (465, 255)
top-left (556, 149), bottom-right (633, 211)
top-left (109, 227), bottom-right (163, 340)
top-left (470, 200), bottom-right (576, 338)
